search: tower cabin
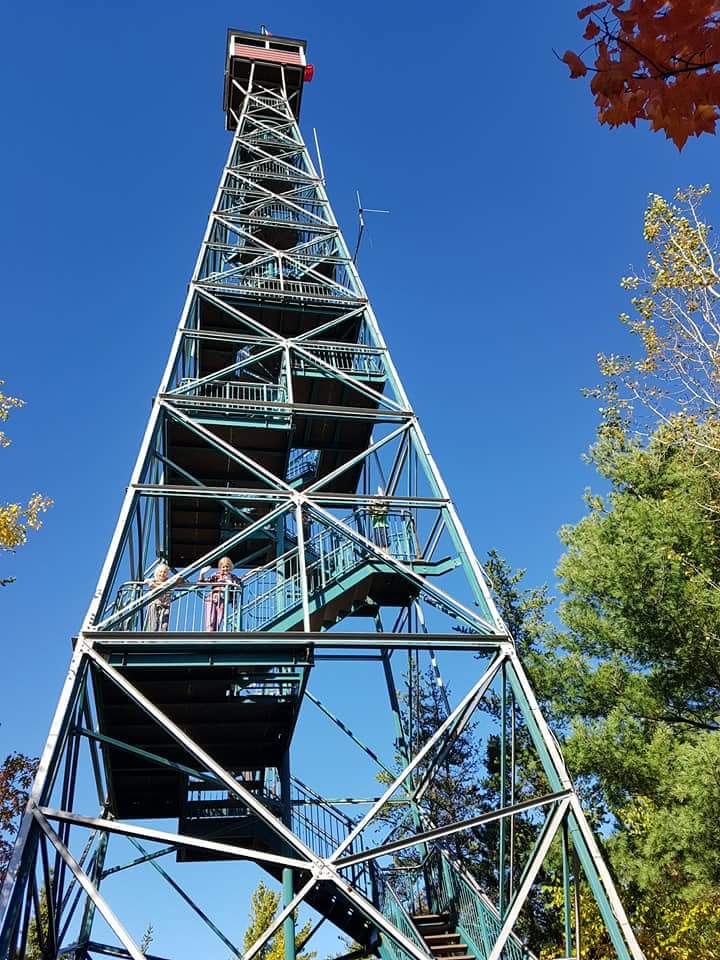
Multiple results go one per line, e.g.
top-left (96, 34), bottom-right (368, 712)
top-left (223, 29), bottom-right (309, 128)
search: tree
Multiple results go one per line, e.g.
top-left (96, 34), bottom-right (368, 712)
top-left (242, 881), bottom-right (316, 960)
top-left (562, 1), bottom-right (720, 149)
top-left (139, 923), bottom-right (154, 953)
top-left (1, 381), bottom-right (52, 579)
top-left (544, 426), bottom-right (720, 955)
top-left (588, 185), bottom-right (720, 461)
top-left (378, 660), bottom-right (484, 863)
top-left (556, 428), bottom-right (720, 730)
top-left (0, 752), bottom-right (37, 885)
top-left (485, 532), bottom-right (720, 957)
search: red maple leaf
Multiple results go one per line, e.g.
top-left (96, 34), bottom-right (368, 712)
top-left (563, 50), bottom-right (589, 78)
top-left (578, 2), bottom-right (608, 19)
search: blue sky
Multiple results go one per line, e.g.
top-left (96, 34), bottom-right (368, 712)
top-left (1, 0), bottom-right (718, 954)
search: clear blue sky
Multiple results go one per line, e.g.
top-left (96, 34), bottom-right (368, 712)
top-left (1, 0), bottom-right (717, 954)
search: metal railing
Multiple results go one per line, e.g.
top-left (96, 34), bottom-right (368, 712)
top-left (182, 772), bottom-right (376, 900)
top-left (292, 344), bottom-right (384, 377)
top-left (228, 157), bottom-right (313, 181)
top-left (250, 96), bottom-right (284, 108)
top-left (442, 848), bottom-right (530, 960)
top-left (286, 448), bottom-right (320, 483)
top-left (202, 273), bottom-right (358, 303)
top-left (109, 510), bottom-right (418, 632)
top-left (381, 845), bottom-right (530, 960)
top-left (377, 876), bottom-right (429, 960)
top-left (183, 768), bottom-right (283, 823)
top-left (175, 378), bottom-right (288, 405)
top-left (291, 778), bottom-right (376, 901)
top-left (243, 129), bottom-right (301, 148)
top-left (247, 200), bottom-right (327, 223)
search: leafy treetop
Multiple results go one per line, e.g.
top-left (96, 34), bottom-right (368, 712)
top-left (242, 881), bottom-right (316, 960)
top-left (0, 753), bottom-right (37, 885)
top-left (0, 379), bottom-right (52, 569)
top-left (589, 185), bottom-right (720, 456)
top-left (562, 1), bottom-right (720, 148)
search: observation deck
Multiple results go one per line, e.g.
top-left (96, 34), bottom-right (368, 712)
top-left (223, 29), bottom-right (309, 128)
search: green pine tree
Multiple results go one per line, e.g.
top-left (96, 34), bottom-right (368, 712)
top-left (242, 881), bottom-right (317, 960)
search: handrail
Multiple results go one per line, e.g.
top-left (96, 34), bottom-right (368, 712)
top-left (183, 772), bottom-right (376, 901)
top-left (378, 877), bottom-right (428, 960)
top-left (380, 844), bottom-right (533, 960)
top-left (174, 378), bottom-right (288, 405)
top-left (286, 448), bottom-right (320, 483)
top-left (292, 345), bottom-right (384, 376)
top-left (201, 274), bottom-right (360, 303)
top-left (438, 847), bottom-right (531, 960)
top-left (108, 510), bottom-right (418, 631)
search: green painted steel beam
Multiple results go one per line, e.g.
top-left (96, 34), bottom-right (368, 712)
top-left (88, 633), bottom-right (509, 650)
top-left (76, 728), bottom-right (223, 788)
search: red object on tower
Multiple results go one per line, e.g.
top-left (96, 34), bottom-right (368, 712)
top-left (304, 64), bottom-right (315, 82)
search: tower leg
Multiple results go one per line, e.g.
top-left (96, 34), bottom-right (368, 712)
top-left (74, 831), bottom-right (109, 960)
top-left (282, 869), bottom-right (297, 960)
top-left (280, 752), bottom-right (296, 960)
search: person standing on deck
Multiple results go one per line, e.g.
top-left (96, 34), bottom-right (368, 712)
top-left (144, 563), bottom-right (188, 631)
top-left (369, 487), bottom-right (390, 550)
top-left (200, 556), bottom-right (241, 631)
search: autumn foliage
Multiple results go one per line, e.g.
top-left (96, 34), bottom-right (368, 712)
top-left (0, 753), bottom-right (37, 884)
top-left (563, 1), bottom-right (720, 148)
top-left (0, 380), bottom-right (52, 565)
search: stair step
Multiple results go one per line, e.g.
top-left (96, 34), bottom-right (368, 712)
top-left (413, 914), bottom-right (449, 923)
top-left (430, 955), bottom-right (472, 960)
top-left (428, 947), bottom-right (468, 957)
top-left (424, 935), bottom-right (461, 943)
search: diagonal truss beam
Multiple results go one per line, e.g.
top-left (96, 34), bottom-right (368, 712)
top-left (124, 835), bottom-right (242, 958)
top-left (329, 652), bottom-right (506, 861)
top-left (335, 789), bottom-right (573, 868)
top-left (38, 808), bottom-right (309, 871)
top-left (159, 401), bottom-right (295, 492)
top-left (486, 800), bottom-right (570, 960)
top-left (168, 341), bottom-right (284, 396)
top-left (290, 341), bottom-right (405, 411)
top-left (33, 808), bottom-right (145, 960)
top-left (192, 288), bottom-right (283, 341)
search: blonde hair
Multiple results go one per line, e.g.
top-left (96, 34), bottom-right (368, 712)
top-left (153, 562), bottom-right (170, 579)
top-left (218, 556), bottom-right (234, 570)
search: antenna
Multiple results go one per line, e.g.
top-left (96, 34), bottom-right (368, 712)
top-left (312, 127), bottom-right (325, 181)
top-left (353, 190), bottom-right (389, 264)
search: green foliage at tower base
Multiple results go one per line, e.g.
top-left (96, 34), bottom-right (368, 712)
top-left (242, 881), bottom-right (317, 960)
top-left (493, 424), bottom-right (720, 958)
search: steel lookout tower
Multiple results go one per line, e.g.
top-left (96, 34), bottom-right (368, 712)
top-left (0, 28), bottom-right (645, 960)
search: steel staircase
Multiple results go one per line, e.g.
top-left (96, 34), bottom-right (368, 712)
top-left (413, 914), bottom-right (474, 960)
top-left (178, 773), bottom-right (531, 960)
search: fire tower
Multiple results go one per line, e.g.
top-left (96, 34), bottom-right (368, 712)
top-left (0, 29), bottom-right (644, 960)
